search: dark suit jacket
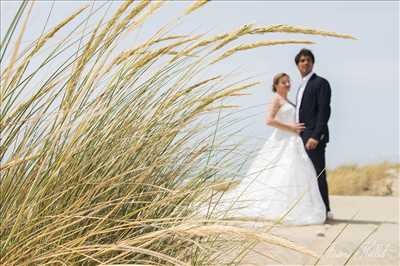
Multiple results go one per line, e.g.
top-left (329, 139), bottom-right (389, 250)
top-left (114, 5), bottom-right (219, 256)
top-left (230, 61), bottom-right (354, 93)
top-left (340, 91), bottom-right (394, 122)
top-left (298, 73), bottom-right (331, 144)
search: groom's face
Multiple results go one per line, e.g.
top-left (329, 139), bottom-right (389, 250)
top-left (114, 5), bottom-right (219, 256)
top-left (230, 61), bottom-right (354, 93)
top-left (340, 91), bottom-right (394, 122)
top-left (297, 55), bottom-right (314, 76)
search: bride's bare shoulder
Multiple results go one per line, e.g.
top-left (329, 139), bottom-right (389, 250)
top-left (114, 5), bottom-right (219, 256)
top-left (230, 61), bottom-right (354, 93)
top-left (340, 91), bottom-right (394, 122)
top-left (266, 94), bottom-right (284, 114)
top-left (269, 94), bottom-right (284, 107)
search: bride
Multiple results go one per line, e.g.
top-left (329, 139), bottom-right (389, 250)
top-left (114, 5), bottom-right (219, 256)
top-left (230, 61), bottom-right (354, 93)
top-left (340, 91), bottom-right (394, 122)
top-left (209, 72), bottom-right (326, 225)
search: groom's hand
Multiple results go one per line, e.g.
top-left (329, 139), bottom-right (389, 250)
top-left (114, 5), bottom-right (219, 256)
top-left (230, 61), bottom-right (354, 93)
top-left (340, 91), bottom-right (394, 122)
top-left (305, 138), bottom-right (319, 150)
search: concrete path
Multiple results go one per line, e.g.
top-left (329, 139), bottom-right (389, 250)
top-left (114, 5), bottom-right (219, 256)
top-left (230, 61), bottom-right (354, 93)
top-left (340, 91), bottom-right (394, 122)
top-left (238, 196), bottom-right (399, 265)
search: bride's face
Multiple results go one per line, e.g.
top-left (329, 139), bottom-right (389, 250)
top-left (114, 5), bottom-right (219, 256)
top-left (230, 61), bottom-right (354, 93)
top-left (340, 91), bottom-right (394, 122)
top-left (276, 76), bottom-right (291, 93)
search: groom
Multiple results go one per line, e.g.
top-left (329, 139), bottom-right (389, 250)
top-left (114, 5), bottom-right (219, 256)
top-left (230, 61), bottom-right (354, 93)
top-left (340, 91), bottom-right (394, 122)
top-left (294, 48), bottom-right (333, 220)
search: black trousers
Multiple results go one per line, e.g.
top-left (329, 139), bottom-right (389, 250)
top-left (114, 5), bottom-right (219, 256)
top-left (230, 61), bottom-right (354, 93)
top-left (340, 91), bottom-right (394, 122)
top-left (301, 138), bottom-right (331, 212)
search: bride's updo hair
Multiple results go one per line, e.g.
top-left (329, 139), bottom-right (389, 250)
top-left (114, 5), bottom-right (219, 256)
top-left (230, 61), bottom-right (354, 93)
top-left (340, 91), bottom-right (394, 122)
top-left (272, 72), bottom-right (289, 92)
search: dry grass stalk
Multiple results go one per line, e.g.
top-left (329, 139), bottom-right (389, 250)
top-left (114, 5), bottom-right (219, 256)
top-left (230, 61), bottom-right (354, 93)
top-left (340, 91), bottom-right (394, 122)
top-left (32, 5), bottom-right (89, 55)
top-left (127, 0), bottom-right (165, 32)
top-left (249, 24), bottom-right (357, 40)
top-left (169, 33), bottom-right (230, 63)
top-left (184, 0), bottom-right (210, 15)
top-left (118, 223), bottom-right (319, 257)
top-left (6, 5), bottom-right (88, 91)
top-left (1, 78), bottom-right (61, 129)
top-left (112, 35), bottom-right (188, 65)
top-left (90, 0), bottom-right (134, 52)
top-left (211, 39), bottom-right (315, 64)
top-left (0, 153), bottom-right (41, 171)
top-left (128, 34), bottom-right (204, 70)
top-left (63, 21), bottom-right (102, 112)
top-left (103, 0), bottom-right (150, 49)
top-left (171, 23), bottom-right (355, 64)
top-left (1, 1), bottom-right (34, 88)
top-left (213, 23), bottom-right (255, 51)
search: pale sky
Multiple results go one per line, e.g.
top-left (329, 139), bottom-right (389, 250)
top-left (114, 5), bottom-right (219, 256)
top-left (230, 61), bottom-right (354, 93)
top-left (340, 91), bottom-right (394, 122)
top-left (1, 1), bottom-right (399, 168)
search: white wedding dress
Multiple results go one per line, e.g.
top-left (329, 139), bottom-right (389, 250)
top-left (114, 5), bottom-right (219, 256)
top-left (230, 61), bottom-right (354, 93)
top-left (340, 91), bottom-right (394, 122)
top-left (208, 100), bottom-right (326, 225)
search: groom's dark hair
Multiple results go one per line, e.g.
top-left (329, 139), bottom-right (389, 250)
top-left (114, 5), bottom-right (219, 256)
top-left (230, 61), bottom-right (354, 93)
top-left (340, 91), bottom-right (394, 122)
top-left (295, 48), bottom-right (315, 65)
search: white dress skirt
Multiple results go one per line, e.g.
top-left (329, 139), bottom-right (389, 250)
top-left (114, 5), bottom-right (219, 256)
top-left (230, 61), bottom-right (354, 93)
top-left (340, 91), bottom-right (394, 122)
top-left (206, 101), bottom-right (326, 225)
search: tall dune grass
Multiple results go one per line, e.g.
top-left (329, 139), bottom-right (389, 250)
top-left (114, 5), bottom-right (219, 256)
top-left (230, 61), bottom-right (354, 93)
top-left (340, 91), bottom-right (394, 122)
top-left (1, 1), bottom-right (355, 264)
top-left (328, 162), bottom-right (399, 196)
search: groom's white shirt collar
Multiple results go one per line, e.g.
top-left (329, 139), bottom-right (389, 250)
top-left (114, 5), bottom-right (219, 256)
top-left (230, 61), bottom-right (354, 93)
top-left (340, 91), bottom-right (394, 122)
top-left (302, 70), bottom-right (314, 83)
top-left (295, 71), bottom-right (314, 123)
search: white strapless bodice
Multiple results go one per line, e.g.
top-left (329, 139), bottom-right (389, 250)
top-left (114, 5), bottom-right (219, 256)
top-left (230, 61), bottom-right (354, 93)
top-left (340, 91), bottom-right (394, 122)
top-left (269, 101), bottom-right (298, 141)
top-left (276, 101), bottom-right (296, 124)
